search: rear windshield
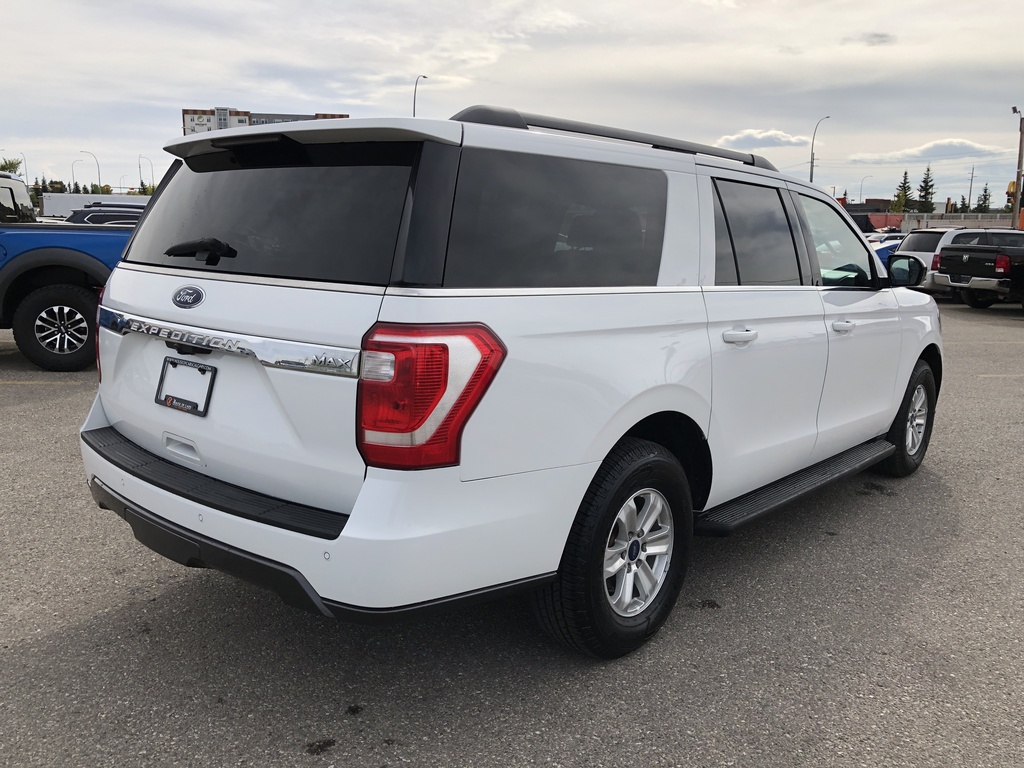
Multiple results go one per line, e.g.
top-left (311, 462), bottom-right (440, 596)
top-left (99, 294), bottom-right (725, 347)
top-left (444, 149), bottom-right (667, 288)
top-left (897, 231), bottom-right (944, 253)
top-left (125, 141), bottom-right (416, 285)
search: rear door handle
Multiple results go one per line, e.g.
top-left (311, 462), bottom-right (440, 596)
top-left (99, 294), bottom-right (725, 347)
top-left (831, 320), bottom-right (856, 333)
top-left (722, 329), bottom-right (758, 344)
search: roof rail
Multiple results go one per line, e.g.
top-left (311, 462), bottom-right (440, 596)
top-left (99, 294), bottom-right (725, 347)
top-left (450, 105), bottom-right (778, 172)
top-left (82, 202), bottom-right (148, 210)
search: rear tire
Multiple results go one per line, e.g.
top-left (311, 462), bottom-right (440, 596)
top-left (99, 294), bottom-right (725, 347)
top-left (532, 438), bottom-right (692, 658)
top-left (962, 289), bottom-right (997, 309)
top-left (11, 284), bottom-right (98, 372)
top-left (877, 360), bottom-right (936, 478)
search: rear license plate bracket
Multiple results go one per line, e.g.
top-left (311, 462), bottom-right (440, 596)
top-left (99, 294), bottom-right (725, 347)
top-left (155, 357), bottom-right (217, 417)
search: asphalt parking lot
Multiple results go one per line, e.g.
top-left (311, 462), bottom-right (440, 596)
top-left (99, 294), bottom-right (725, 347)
top-left (1, 299), bottom-right (1022, 768)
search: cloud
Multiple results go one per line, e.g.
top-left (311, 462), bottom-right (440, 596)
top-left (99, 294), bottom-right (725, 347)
top-left (850, 139), bottom-right (1013, 164)
top-left (715, 129), bottom-right (808, 150)
top-left (843, 32), bottom-right (896, 46)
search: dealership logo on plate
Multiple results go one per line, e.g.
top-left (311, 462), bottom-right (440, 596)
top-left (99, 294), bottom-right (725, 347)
top-left (172, 286), bottom-right (205, 309)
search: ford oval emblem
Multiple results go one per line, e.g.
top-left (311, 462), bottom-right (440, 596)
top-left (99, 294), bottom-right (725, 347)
top-left (172, 286), bottom-right (205, 309)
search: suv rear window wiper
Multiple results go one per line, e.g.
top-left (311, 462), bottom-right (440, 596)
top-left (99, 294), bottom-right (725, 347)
top-left (164, 238), bottom-right (237, 266)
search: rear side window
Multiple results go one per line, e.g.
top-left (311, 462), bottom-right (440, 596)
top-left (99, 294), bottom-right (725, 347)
top-left (988, 232), bottom-right (1024, 247)
top-left (0, 187), bottom-right (16, 222)
top-left (125, 142), bottom-right (416, 285)
top-left (444, 149), bottom-right (667, 288)
top-left (950, 232), bottom-right (982, 245)
top-left (714, 179), bottom-right (801, 286)
top-left (898, 231), bottom-right (944, 253)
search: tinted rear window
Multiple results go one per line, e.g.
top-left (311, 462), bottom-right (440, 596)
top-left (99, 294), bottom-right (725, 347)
top-left (989, 232), bottom-right (1024, 247)
top-left (125, 142), bottom-right (416, 285)
top-left (443, 149), bottom-right (667, 288)
top-left (714, 179), bottom-right (801, 286)
top-left (898, 232), bottom-right (944, 253)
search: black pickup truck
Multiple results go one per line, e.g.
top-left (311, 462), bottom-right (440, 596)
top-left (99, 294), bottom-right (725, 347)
top-left (935, 230), bottom-right (1024, 309)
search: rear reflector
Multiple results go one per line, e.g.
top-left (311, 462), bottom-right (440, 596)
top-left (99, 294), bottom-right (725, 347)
top-left (357, 323), bottom-right (506, 470)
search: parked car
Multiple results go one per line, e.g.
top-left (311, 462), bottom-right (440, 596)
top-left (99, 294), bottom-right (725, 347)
top-left (865, 231), bottom-right (906, 245)
top-left (935, 230), bottom-right (1024, 308)
top-left (0, 176), bottom-right (135, 370)
top-left (64, 202), bottom-right (145, 226)
top-left (871, 240), bottom-right (902, 267)
top-left (890, 227), bottom-right (1017, 297)
top-left (0, 171), bottom-right (36, 223)
top-left (80, 106), bottom-right (942, 658)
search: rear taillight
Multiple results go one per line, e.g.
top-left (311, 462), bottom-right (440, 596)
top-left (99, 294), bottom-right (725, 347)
top-left (95, 287), bottom-right (104, 383)
top-left (931, 253), bottom-right (941, 271)
top-left (357, 323), bottom-right (506, 470)
top-left (995, 253), bottom-right (1010, 274)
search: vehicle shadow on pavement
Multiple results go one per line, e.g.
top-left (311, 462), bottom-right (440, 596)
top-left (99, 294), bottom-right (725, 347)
top-left (2, 466), bottom-right (970, 767)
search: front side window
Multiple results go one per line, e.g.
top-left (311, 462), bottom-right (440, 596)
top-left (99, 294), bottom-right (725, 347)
top-left (714, 179), bottom-right (801, 286)
top-left (444, 149), bottom-right (667, 288)
top-left (798, 195), bottom-right (874, 287)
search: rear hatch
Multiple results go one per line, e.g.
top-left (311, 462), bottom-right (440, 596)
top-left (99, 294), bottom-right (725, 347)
top-left (96, 120), bottom-right (461, 514)
top-left (893, 230), bottom-right (945, 266)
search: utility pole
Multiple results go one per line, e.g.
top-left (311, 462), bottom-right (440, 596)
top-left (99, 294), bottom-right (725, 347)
top-left (967, 166), bottom-right (975, 212)
top-left (1013, 106), bottom-right (1023, 228)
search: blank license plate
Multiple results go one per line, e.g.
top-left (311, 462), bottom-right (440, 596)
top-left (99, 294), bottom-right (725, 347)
top-left (155, 357), bottom-right (217, 417)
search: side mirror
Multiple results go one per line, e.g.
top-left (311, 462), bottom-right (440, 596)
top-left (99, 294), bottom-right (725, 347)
top-left (888, 255), bottom-right (925, 287)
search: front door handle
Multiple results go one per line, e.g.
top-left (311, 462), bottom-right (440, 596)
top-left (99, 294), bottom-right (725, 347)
top-left (722, 329), bottom-right (758, 344)
top-left (831, 320), bottom-right (856, 333)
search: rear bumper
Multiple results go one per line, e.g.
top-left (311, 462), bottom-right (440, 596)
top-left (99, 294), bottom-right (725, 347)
top-left (89, 478), bottom-right (554, 622)
top-left (918, 271), bottom-right (951, 294)
top-left (80, 413), bottom-right (593, 614)
top-left (933, 274), bottom-right (1010, 294)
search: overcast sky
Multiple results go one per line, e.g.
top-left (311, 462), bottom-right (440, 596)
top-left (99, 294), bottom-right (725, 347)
top-left (5, 0), bottom-right (1022, 207)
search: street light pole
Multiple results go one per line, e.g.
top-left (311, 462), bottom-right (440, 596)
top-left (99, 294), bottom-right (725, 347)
top-left (413, 75), bottom-right (428, 117)
top-left (140, 155), bottom-right (155, 189)
top-left (1012, 106), bottom-right (1023, 228)
top-left (20, 153), bottom-right (28, 182)
top-left (120, 175), bottom-right (129, 194)
top-left (809, 115), bottom-right (830, 184)
top-left (72, 159), bottom-right (82, 188)
top-left (859, 175), bottom-right (872, 203)
top-left (81, 150), bottom-right (101, 190)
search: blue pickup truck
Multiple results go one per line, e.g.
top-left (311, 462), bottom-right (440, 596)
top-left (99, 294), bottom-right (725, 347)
top-left (1, 172), bottom-right (134, 371)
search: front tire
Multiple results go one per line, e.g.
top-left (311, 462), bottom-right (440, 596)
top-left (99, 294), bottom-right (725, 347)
top-left (962, 289), bottom-right (997, 309)
top-left (532, 438), bottom-right (693, 658)
top-left (11, 284), bottom-right (98, 372)
top-left (877, 360), bottom-right (936, 477)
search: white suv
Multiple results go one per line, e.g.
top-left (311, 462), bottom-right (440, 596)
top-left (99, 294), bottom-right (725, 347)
top-left (80, 106), bottom-right (942, 658)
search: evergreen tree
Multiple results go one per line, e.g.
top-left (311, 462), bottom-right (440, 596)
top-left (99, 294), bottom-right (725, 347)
top-left (958, 195), bottom-right (969, 213)
top-left (973, 184), bottom-right (991, 213)
top-left (72, 181), bottom-right (81, 194)
top-left (0, 157), bottom-right (21, 175)
top-left (39, 175), bottom-right (49, 194)
top-left (890, 171), bottom-right (916, 212)
top-left (917, 166), bottom-right (935, 214)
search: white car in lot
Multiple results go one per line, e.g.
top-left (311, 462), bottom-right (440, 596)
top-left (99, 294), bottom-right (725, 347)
top-left (80, 106), bottom-right (942, 657)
